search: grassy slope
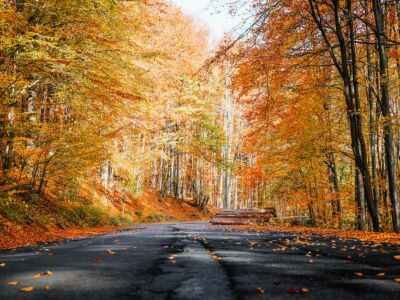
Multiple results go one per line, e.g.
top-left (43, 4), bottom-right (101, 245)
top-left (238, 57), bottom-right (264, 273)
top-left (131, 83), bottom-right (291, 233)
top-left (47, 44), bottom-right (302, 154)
top-left (0, 188), bottom-right (212, 249)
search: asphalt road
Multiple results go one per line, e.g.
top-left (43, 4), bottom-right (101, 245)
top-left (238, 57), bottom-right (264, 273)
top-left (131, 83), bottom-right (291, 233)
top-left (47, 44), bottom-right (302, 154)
top-left (0, 222), bottom-right (400, 299)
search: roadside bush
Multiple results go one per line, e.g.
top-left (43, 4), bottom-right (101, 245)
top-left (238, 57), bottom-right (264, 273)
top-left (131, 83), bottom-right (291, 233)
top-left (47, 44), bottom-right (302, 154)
top-left (110, 215), bottom-right (133, 226)
top-left (0, 193), bottom-right (32, 224)
top-left (56, 204), bottom-right (133, 228)
top-left (135, 210), bottom-right (143, 218)
top-left (144, 213), bottom-right (167, 223)
top-left (0, 191), bottom-right (133, 230)
top-left (56, 205), bottom-right (107, 227)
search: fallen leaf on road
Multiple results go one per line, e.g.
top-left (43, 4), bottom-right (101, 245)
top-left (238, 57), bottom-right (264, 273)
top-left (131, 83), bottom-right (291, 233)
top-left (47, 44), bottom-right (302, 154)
top-left (34, 271), bottom-right (53, 279)
top-left (249, 241), bottom-right (257, 247)
top-left (354, 272), bottom-right (364, 277)
top-left (7, 281), bottom-right (18, 286)
top-left (256, 287), bottom-right (264, 294)
top-left (20, 286), bottom-right (34, 293)
top-left (211, 255), bottom-right (222, 261)
top-left (300, 288), bottom-right (310, 294)
top-left (168, 255), bottom-right (176, 264)
top-left (287, 287), bottom-right (310, 294)
top-left (376, 272), bottom-right (385, 277)
top-left (106, 249), bottom-right (116, 255)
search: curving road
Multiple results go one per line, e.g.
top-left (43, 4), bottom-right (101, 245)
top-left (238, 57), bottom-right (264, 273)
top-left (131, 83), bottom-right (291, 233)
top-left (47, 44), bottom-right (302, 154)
top-left (0, 222), bottom-right (399, 299)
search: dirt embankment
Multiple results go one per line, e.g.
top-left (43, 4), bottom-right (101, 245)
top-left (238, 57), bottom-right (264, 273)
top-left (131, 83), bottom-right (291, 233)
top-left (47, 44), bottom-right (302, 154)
top-left (0, 189), bottom-right (213, 250)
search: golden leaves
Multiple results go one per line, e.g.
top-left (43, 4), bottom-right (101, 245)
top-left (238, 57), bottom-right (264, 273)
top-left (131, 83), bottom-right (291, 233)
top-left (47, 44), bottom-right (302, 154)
top-left (4, 270), bottom-right (54, 294)
top-left (33, 270), bottom-right (53, 279)
top-left (20, 286), bottom-right (34, 293)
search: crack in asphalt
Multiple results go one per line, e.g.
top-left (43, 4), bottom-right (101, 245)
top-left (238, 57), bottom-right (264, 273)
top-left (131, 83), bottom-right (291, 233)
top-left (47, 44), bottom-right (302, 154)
top-left (139, 225), bottom-right (235, 300)
top-left (196, 236), bottom-right (241, 300)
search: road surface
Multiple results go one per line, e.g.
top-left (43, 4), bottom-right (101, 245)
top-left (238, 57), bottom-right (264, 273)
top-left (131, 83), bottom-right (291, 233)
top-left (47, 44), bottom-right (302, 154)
top-left (0, 222), bottom-right (399, 299)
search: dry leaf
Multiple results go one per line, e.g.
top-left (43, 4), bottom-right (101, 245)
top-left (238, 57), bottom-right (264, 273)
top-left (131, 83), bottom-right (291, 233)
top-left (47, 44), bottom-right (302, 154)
top-left (20, 286), bottom-right (34, 293)
top-left (212, 255), bottom-right (222, 261)
top-left (34, 270), bottom-right (53, 279)
top-left (249, 241), bottom-right (257, 247)
top-left (106, 249), bottom-right (116, 255)
top-left (256, 287), bottom-right (265, 294)
top-left (376, 272), bottom-right (385, 277)
top-left (300, 288), bottom-right (310, 294)
top-left (354, 272), bottom-right (364, 277)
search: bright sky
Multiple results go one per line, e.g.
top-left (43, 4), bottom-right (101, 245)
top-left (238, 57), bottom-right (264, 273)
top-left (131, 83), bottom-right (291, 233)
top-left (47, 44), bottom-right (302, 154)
top-left (171, 0), bottom-right (241, 46)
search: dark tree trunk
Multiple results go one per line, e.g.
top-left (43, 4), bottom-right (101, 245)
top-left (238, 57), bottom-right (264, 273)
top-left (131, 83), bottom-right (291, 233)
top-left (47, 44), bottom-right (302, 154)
top-left (308, 0), bottom-right (381, 231)
top-left (327, 153), bottom-right (342, 227)
top-left (356, 169), bottom-right (366, 230)
top-left (373, 0), bottom-right (400, 231)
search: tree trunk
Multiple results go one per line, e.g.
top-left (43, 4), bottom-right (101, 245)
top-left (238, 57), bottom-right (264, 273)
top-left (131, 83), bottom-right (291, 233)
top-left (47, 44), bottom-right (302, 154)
top-left (327, 153), bottom-right (342, 227)
top-left (373, 0), bottom-right (400, 231)
top-left (356, 168), bottom-right (366, 230)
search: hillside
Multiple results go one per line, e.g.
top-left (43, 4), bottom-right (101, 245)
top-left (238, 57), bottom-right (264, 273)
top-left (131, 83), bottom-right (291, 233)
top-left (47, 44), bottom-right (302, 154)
top-left (0, 188), bottom-right (212, 249)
